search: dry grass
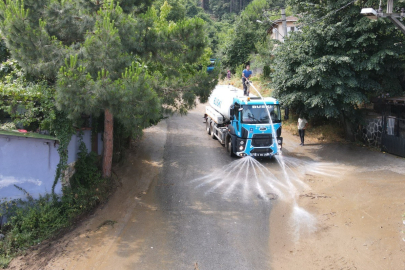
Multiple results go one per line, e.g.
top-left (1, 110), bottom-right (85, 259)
top-left (282, 113), bottom-right (346, 143)
top-left (218, 75), bottom-right (273, 97)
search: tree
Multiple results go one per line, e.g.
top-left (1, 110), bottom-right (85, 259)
top-left (0, 0), bottom-right (217, 178)
top-left (271, 0), bottom-right (405, 120)
top-left (220, 0), bottom-right (276, 71)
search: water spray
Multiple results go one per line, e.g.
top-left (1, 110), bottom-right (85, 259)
top-left (245, 81), bottom-right (317, 239)
top-left (192, 81), bottom-right (326, 241)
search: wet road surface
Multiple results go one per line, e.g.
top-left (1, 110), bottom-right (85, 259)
top-left (64, 104), bottom-right (276, 270)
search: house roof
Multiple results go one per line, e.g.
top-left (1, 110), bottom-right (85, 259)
top-left (268, 16), bottom-right (300, 34)
top-left (272, 16), bottom-right (299, 24)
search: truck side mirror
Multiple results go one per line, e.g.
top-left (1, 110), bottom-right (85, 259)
top-left (229, 106), bottom-right (234, 117)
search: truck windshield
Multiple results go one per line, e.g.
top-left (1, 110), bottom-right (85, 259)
top-left (241, 104), bottom-right (281, 124)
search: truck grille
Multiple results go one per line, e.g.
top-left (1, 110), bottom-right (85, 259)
top-left (250, 148), bottom-right (273, 157)
top-left (250, 148), bottom-right (273, 154)
top-left (251, 134), bottom-right (272, 147)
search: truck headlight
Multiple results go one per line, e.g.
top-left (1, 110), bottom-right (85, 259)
top-left (239, 146), bottom-right (244, 151)
top-left (239, 141), bottom-right (245, 145)
top-left (277, 139), bottom-right (282, 144)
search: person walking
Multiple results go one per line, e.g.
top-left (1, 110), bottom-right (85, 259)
top-left (242, 64), bottom-right (253, 96)
top-left (297, 114), bottom-right (308, 146)
top-left (227, 70), bottom-right (231, 80)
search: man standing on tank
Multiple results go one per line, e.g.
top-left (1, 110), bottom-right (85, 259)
top-left (242, 64), bottom-right (253, 96)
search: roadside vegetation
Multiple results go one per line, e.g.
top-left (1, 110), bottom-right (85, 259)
top-left (215, 0), bottom-right (405, 142)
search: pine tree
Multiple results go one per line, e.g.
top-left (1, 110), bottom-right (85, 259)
top-left (0, 0), bottom-right (217, 178)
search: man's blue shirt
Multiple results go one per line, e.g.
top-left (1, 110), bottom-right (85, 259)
top-left (242, 69), bottom-right (252, 79)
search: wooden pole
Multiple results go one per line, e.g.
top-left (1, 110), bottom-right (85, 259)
top-left (102, 109), bottom-right (113, 178)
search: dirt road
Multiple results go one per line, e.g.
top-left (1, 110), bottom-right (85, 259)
top-left (8, 103), bottom-right (405, 269)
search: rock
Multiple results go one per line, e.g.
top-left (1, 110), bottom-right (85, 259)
top-left (0, 234), bottom-right (4, 240)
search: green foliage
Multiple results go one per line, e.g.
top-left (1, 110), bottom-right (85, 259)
top-left (0, 59), bottom-right (21, 82)
top-left (0, 39), bottom-right (9, 64)
top-left (0, 0), bottom-right (217, 120)
top-left (0, 81), bottom-right (57, 131)
top-left (52, 110), bottom-right (75, 193)
top-left (0, 0), bottom-right (218, 180)
top-left (207, 0), bottom-right (277, 18)
top-left (70, 139), bottom-right (100, 190)
top-left (251, 37), bottom-right (276, 78)
top-left (220, 0), bottom-right (282, 71)
top-left (271, 0), bottom-right (405, 120)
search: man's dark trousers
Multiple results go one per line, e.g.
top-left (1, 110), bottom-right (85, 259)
top-left (242, 78), bottom-right (248, 96)
top-left (299, 129), bottom-right (305, 144)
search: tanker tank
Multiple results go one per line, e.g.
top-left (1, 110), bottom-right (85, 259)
top-left (207, 85), bottom-right (244, 123)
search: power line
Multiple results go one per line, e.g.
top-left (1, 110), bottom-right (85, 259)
top-left (298, 0), bottom-right (357, 27)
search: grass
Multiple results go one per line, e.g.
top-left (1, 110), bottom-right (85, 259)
top-left (0, 256), bottom-right (12, 269)
top-left (218, 74), bottom-right (274, 97)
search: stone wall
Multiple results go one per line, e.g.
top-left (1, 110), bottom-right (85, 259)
top-left (361, 117), bottom-right (383, 148)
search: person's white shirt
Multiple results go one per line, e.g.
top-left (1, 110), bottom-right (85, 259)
top-left (298, 118), bottom-right (308, 129)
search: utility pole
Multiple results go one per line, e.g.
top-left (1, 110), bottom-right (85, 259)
top-left (281, 7), bottom-right (287, 42)
top-left (282, 7), bottom-right (289, 119)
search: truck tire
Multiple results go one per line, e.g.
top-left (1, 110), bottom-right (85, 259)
top-left (226, 136), bottom-right (235, 157)
top-left (206, 120), bottom-right (211, 135)
top-left (210, 124), bottom-right (216, 140)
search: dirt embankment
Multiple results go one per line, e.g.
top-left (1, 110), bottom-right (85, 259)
top-left (270, 133), bottom-right (405, 269)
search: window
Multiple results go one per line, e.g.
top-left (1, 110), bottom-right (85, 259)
top-left (234, 103), bottom-right (240, 120)
top-left (241, 105), bottom-right (281, 124)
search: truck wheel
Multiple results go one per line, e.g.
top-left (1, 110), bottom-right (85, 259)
top-left (226, 137), bottom-right (235, 157)
top-left (210, 124), bottom-right (216, 140)
top-left (206, 120), bottom-right (211, 135)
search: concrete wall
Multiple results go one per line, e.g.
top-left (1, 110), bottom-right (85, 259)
top-left (67, 130), bottom-right (92, 164)
top-left (0, 135), bottom-right (60, 200)
top-left (0, 129), bottom-right (101, 200)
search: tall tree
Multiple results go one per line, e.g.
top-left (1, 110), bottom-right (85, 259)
top-left (271, 0), bottom-right (405, 120)
top-left (221, 0), bottom-right (274, 70)
top-left (0, 0), bottom-right (217, 178)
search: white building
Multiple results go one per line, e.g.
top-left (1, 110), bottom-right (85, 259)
top-left (269, 16), bottom-right (299, 42)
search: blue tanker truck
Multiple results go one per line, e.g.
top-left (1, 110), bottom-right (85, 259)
top-left (204, 85), bottom-right (283, 158)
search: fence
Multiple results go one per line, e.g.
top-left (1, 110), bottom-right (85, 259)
top-left (0, 130), bottom-right (103, 200)
top-left (381, 117), bottom-right (405, 157)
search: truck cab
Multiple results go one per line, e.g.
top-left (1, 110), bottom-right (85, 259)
top-left (227, 96), bottom-right (282, 157)
top-left (205, 85), bottom-right (283, 158)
